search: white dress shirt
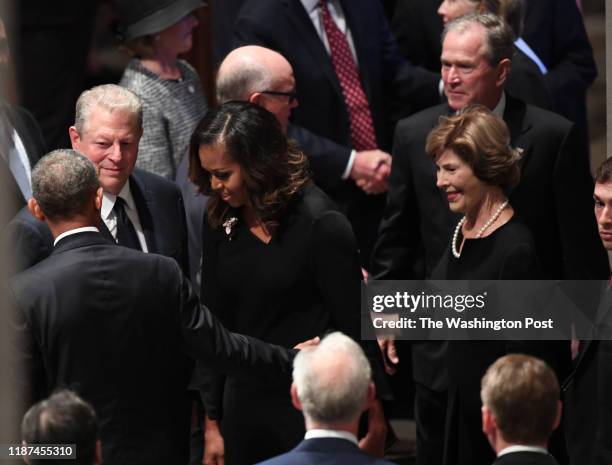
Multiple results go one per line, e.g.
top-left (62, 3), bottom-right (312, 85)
top-left (54, 226), bottom-right (100, 246)
top-left (304, 428), bottom-right (359, 446)
top-left (8, 129), bottom-right (33, 200)
top-left (498, 445), bottom-right (549, 457)
top-left (101, 182), bottom-right (149, 252)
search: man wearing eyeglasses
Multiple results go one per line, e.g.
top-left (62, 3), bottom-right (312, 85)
top-left (232, 0), bottom-right (441, 267)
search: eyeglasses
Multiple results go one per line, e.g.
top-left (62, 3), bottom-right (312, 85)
top-left (259, 90), bottom-right (298, 104)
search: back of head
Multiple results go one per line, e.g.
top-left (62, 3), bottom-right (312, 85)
top-left (74, 84), bottom-right (142, 135)
top-left (31, 149), bottom-right (100, 221)
top-left (481, 354), bottom-right (560, 445)
top-left (22, 390), bottom-right (99, 465)
top-left (292, 332), bottom-right (371, 426)
top-left (443, 13), bottom-right (515, 66)
top-left (425, 105), bottom-right (521, 189)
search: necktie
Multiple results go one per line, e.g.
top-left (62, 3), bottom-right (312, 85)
top-left (319, 0), bottom-right (377, 151)
top-left (113, 197), bottom-right (141, 250)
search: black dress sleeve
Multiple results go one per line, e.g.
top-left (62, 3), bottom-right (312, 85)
top-left (189, 218), bottom-right (227, 420)
top-left (310, 210), bottom-right (393, 400)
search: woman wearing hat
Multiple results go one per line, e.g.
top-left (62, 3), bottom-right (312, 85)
top-left (118, 0), bottom-right (207, 179)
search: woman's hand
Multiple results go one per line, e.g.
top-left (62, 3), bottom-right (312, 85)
top-left (203, 417), bottom-right (224, 465)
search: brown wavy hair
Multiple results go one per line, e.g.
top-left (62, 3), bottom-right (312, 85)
top-left (425, 104), bottom-right (521, 189)
top-left (189, 101), bottom-right (310, 229)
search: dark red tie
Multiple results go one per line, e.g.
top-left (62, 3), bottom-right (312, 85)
top-left (319, 0), bottom-right (377, 151)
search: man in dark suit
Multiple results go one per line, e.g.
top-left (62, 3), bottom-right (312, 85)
top-left (8, 149), bottom-right (296, 465)
top-left (232, 0), bottom-right (440, 264)
top-left (371, 13), bottom-right (607, 465)
top-left (4, 84), bottom-right (189, 275)
top-left (391, 0), bottom-right (552, 110)
top-left (522, 0), bottom-right (597, 159)
top-left (563, 157), bottom-right (612, 465)
top-left (255, 332), bottom-right (397, 465)
top-left (0, 102), bottom-right (46, 225)
top-left (0, 17), bottom-right (47, 225)
top-left (481, 354), bottom-right (561, 465)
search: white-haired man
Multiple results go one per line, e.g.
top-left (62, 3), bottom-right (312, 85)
top-left (256, 332), bottom-right (397, 465)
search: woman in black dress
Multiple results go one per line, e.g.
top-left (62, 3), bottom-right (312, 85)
top-left (187, 102), bottom-right (369, 465)
top-left (426, 105), bottom-right (546, 465)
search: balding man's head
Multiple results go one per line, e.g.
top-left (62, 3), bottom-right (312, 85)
top-left (291, 332), bottom-right (374, 428)
top-left (216, 46), bottom-right (297, 132)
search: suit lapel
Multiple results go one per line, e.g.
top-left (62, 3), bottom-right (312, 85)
top-left (7, 107), bottom-right (42, 169)
top-left (504, 95), bottom-right (532, 164)
top-left (282, 0), bottom-right (343, 98)
top-left (129, 174), bottom-right (158, 253)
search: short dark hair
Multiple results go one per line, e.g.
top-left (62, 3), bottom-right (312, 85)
top-left (188, 101), bottom-right (310, 229)
top-left (21, 390), bottom-right (99, 465)
top-left (595, 157), bottom-right (612, 184)
top-left (426, 105), bottom-right (521, 189)
top-left (481, 354), bottom-right (560, 444)
top-left (31, 150), bottom-right (100, 220)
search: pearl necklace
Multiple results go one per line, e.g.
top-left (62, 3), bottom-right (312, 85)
top-left (451, 199), bottom-right (509, 259)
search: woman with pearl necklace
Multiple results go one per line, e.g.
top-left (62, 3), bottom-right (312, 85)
top-left (426, 105), bottom-right (544, 465)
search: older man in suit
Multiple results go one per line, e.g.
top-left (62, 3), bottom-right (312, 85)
top-left (371, 13), bottom-right (607, 465)
top-left (4, 84), bottom-right (189, 274)
top-left (232, 0), bottom-right (441, 264)
top-left (481, 355), bottom-right (562, 465)
top-left (8, 149), bottom-right (296, 465)
top-left (255, 332), bottom-right (397, 465)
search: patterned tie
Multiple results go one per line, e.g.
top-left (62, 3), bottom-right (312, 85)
top-left (319, 0), bottom-right (377, 151)
top-left (113, 197), bottom-right (141, 250)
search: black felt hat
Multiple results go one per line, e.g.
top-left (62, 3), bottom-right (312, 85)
top-left (117, 0), bottom-right (206, 42)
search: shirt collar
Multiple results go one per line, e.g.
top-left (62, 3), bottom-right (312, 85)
top-left (301, 0), bottom-right (320, 13)
top-left (54, 226), bottom-right (100, 246)
top-left (304, 429), bottom-right (358, 446)
top-left (498, 445), bottom-right (549, 457)
top-left (101, 181), bottom-right (134, 220)
top-left (492, 92), bottom-right (506, 119)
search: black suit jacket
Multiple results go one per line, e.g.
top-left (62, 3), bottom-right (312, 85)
top-left (0, 103), bottom-right (46, 225)
top-left (3, 168), bottom-right (189, 275)
top-left (233, 0), bottom-right (440, 262)
top-left (493, 451), bottom-right (559, 465)
top-left (255, 437), bottom-right (399, 465)
top-left (8, 231), bottom-right (294, 465)
top-left (522, 0), bottom-right (596, 155)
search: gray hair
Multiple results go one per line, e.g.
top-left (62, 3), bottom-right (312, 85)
top-left (443, 13), bottom-right (515, 66)
top-left (32, 149), bottom-right (100, 220)
top-left (22, 390), bottom-right (99, 465)
top-left (74, 84), bottom-right (142, 134)
top-left (293, 332), bottom-right (371, 425)
top-left (216, 60), bottom-right (273, 103)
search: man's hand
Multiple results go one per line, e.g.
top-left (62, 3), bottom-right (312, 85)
top-left (294, 336), bottom-right (320, 350)
top-left (359, 400), bottom-right (387, 457)
top-left (351, 150), bottom-right (391, 194)
top-left (203, 417), bottom-right (224, 465)
top-left (377, 336), bottom-right (399, 375)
